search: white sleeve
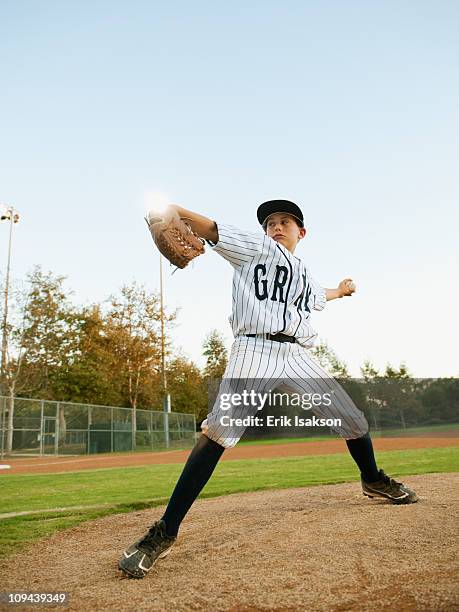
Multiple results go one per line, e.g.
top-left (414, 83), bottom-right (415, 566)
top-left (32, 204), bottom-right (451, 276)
top-left (306, 267), bottom-right (327, 311)
top-left (210, 223), bottom-right (263, 267)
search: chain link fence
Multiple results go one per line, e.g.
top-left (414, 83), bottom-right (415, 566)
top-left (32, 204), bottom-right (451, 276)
top-left (0, 396), bottom-right (196, 457)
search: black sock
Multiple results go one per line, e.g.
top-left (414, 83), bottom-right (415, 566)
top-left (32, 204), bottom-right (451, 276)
top-left (161, 434), bottom-right (225, 537)
top-left (346, 432), bottom-right (380, 482)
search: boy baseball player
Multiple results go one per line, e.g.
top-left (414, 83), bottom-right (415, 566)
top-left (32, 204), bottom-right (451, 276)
top-left (119, 199), bottom-right (418, 579)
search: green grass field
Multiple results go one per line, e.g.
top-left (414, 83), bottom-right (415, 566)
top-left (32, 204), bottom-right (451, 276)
top-left (0, 446), bottom-right (457, 560)
top-left (238, 423), bottom-right (459, 445)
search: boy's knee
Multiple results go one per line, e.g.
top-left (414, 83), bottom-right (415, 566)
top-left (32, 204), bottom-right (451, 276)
top-left (200, 419), bottom-right (241, 449)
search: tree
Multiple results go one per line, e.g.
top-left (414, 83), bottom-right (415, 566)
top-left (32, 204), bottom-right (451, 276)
top-left (362, 363), bottom-right (417, 431)
top-left (54, 305), bottom-right (125, 406)
top-left (166, 356), bottom-right (207, 421)
top-left (360, 360), bottom-right (382, 430)
top-left (311, 341), bottom-right (349, 378)
top-left (417, 378), bottom-right (459, 425)
top-left (18, 267), bottom-right (80, 399)
top-left (361, 360), bottom-right (379, 381)
top-left (202, 330), bottom-right (228, 423)
top-left (105, 282), bottom-right (174, 447)
top-left (382, 363), bottom-right (415, 429)
top-left (202, 330), bottom-right (228, 379)
top-left (0, 268), bottom-right (79, 451)
top-left (0, 276), bottom-right (30, 452)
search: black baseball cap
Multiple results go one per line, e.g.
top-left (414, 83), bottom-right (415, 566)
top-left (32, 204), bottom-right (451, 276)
top-left (257, 200), bottom-right (304, 227)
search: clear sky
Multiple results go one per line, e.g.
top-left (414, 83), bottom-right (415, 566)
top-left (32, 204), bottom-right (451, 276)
top-left (1, 0), bottom-right (458, 377)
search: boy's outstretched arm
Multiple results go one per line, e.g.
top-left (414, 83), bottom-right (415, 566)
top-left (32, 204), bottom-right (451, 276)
top-left (326, 279), bottom-right (356, 301)
top-left (170, 205), bottom-right (219, 243)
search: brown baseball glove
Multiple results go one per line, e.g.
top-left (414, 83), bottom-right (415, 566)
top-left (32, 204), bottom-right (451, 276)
top-left (145, 207), bottom-right (205, 269)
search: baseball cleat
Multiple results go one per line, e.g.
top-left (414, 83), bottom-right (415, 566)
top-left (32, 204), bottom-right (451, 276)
top-left (118, 519), bottom-right (176, 579)
top-left (362, 469), bottom-right (418, 504)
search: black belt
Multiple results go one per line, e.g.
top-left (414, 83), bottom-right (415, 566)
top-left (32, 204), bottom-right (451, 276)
top-left (245, 333), bottom-right (296, 344)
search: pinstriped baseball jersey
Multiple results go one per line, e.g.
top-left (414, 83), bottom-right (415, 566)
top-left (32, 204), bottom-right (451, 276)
top-left (210, 223), bottom-right (326, 347)
top-left (201, 221), bottom-right (369, 448)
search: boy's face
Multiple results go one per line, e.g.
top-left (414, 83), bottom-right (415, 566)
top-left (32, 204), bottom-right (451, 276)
top-left (265, 213), bottom-right (306, 253)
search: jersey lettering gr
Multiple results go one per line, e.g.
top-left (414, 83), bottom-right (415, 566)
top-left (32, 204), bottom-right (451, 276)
top-left (210, 223), bottom-right (326, 348)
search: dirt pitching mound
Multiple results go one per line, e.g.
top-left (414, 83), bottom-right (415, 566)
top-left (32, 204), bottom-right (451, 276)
top-left (1, 474), bottom-right (458, 611)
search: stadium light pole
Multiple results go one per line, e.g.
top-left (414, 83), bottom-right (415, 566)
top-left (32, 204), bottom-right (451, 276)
top-left (144, 193), bottom-right (172, 448)
top-left (159, 254), bottom-right (171, 449)
top-left (0, 204), bottom-right (20, 395)
top-left (0, 204), bottom-right (20, 458)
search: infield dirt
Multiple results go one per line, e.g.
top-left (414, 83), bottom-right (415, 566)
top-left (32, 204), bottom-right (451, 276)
top-left (0, 473), bottom-right (457, 611)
